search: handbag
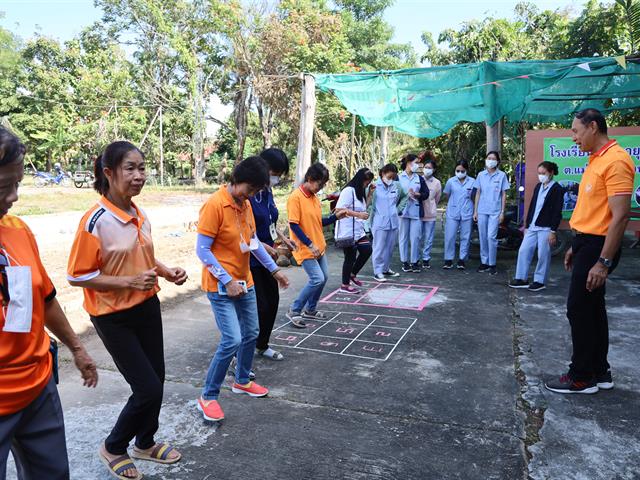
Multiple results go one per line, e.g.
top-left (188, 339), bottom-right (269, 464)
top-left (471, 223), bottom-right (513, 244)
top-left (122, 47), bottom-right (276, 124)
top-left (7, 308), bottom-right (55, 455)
top-left (334, 189), bottom-right (356, 248)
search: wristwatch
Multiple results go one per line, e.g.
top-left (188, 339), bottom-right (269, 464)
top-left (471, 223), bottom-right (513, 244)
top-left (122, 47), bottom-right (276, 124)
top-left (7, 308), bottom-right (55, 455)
top-left (598, 257), bottom-right (612, 268)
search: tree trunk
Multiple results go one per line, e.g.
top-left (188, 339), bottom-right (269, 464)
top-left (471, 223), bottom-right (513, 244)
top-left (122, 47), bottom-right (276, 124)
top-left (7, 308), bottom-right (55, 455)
top-left (234, 80), bottom-right (249, 165)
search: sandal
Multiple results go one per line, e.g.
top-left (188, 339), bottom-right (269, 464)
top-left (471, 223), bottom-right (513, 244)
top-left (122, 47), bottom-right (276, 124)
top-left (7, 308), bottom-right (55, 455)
top-left (258, 348), bottom-right (284, 361)
top-left (131, 442), bottom-right (182, 464)
top-left (98, 448), bottom-right (143, 480)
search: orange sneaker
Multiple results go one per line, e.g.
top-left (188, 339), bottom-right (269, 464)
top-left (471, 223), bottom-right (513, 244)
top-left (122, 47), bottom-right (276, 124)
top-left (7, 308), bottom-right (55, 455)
top-left (197, 397), bottom-right (224, 421)
top-left (231, 381), bottom-right (269, 397)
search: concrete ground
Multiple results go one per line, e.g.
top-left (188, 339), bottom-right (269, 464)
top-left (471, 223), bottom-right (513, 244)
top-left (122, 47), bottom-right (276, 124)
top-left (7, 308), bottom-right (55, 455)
top-left (7, 226), bottom-right (640, 480)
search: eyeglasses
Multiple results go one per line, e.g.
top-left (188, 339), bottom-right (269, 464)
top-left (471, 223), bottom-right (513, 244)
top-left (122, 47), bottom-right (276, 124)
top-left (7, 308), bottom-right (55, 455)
top-left (0, 252), bottom-right (9, 305)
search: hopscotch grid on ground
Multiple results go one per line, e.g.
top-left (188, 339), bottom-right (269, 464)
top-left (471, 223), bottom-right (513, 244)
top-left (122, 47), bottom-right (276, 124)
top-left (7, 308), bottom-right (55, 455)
top-left (319, 280), bottom-right (438, 311)
top-left (271, 310), bottom-right (419, 361)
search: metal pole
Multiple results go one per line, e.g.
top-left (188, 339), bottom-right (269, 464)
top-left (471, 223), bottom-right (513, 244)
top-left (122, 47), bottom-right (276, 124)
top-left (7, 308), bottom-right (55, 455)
top-left (349, 113), bottom-right (356, 179)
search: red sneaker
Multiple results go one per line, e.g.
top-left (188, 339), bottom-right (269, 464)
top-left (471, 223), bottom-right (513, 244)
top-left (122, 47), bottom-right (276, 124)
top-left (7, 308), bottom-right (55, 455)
top-left (231, 381), bottom-right (269, 397)
top-left (350, 275), bottom-right (364, 287)
top-left (197, 397), bottom-right (224, 421)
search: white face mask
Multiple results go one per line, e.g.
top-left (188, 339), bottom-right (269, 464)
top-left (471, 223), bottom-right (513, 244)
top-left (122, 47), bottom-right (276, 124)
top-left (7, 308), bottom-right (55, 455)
top-left (538, 174), bottom-right (550, 184)
top-left (486, 159), bottom-right (498, 169)
top-left (423, 168), bottom-right (434, 177)
top-left (410, 162), bottom-right (420, 173)
top-left (269, 175), bottom-right (280, 187)
top-left (382, 177), bottom-right (393, 186)
top-left (455, 171), bottom-right (467, 180)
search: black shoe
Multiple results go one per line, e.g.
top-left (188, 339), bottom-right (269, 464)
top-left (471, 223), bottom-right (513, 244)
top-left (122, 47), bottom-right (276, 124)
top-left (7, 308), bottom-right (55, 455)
top-left (545, 373), bottom-right (598, 394)
top-left (456, 260), bottom-right (465, 270)
top-left (442, 260), bottom-right (453, 270)
top-left (383, 269), bottom-right (400, 277)
top-left (411, 263), bottom-right (421, 272)
top-left (509, 278), bottom-right (528, 289)
top-left (422, 260), bottom-right (431, 270)
top-left (477, 264), bottom-right (490, 273)
top-left (488, 266), bottom-right (497, 275)
top-left (402, 262), bottom-right (412, 272)
top-left (596, 370), bottom-right (614, 390)
top-left (528, 282), bottom-right (546, 291)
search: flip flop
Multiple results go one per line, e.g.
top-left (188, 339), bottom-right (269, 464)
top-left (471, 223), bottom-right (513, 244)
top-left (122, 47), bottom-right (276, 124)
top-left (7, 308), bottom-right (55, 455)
top-left (98, 448), bottom-right (143, 480)
top-left (131, 443), bottom-right (182, 464)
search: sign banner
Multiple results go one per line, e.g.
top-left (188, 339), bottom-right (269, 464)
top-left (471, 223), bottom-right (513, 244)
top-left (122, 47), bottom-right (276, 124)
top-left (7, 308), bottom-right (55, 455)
top-left (543, 135), bottom-right (640, 218)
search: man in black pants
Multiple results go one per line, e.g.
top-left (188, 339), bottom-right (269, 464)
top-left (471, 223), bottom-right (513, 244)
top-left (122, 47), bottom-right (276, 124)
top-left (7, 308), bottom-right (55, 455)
top-left (545, 109), bottom-right (634, 394)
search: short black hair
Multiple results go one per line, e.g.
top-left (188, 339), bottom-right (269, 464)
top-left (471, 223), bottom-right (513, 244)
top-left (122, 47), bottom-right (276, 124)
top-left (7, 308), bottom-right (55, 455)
top-left (455, 159), bottom-right (469, 171)
top-left (304, 162), bottom-right (329, 184)
top-left (575, 108), bottom-right (607, 134)
top-left (400, 153), bottom-right (419, 170)
top-left (486, 150), bottom-right (501, 163)
top-left (94, 141), bottom-right (144, 195)
top-left (380, 163), bottom-right (398, 175)
top-left (538, 161), bottom-right (559, 175)
top-left (259, 148), bottom-right (289, 176)
top-left (231, 156), bottom-right (269, 189)
top-left (0, 127), bottom-right (26, 167)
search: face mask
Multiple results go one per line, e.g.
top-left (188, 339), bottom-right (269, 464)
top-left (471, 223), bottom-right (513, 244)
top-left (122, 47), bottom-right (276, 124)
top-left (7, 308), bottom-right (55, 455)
top-left (423, 168), bottom-right (434, 177)
top-left (538, 174), bottom-right (550, 184)
top-left (382, 177), bottom-right (393, 186)
top-left (410, 162), bottom-right (419, 173)
top-left (486, 159), bottom-right (498, 169)
top-left (455, 171), bottom-right (467, 179)
top-left (269, 175), bottom-right (280, 187)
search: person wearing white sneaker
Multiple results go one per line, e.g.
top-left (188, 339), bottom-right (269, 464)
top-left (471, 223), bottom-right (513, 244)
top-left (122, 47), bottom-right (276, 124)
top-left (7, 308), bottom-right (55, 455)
top-left (370, 164), bottom-right (407, 282)
top-left (336, 168), bottom-right (374, 294)
top-left (419, 152), bottom-right (442, 271)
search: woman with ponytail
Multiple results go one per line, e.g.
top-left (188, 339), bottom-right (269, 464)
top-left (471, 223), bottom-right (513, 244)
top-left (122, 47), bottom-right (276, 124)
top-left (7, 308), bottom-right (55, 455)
top-left (67, 141), bottom-right (187, 479)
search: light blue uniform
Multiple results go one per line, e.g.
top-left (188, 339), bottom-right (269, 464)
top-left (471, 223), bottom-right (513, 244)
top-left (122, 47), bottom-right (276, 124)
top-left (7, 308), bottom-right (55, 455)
top-left (515, 181), bottom-right (555, 284)
top-left (443, 175), bottom-right (475, 261)
top-left (369, 179), bottom-right (403, 275)
top-left (398, 171), bottom-right (423, 264)
top-left (474, 169), bottom-right (510, 266)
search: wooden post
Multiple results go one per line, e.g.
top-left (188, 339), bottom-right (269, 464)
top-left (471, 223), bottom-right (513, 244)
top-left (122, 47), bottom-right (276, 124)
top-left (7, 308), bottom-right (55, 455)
top-left (380, 126), bottom-right (389, 168)
top-left (159, 105), bottom-right (164, 187)
top-left (485, 118), bottom-right (503, 154)
top-left (349, 113), bottom-right (356, 179)
top-left (295, 74), bottom-right (317, 186)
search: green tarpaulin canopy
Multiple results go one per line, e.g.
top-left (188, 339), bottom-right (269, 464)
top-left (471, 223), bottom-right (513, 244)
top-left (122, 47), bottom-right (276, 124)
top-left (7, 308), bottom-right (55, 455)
top-left (314, 57), bottom-right (640, 138)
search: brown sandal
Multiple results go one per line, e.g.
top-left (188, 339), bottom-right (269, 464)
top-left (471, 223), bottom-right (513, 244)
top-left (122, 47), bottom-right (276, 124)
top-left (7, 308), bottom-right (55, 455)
top-left (98, 448), bottom-right (143, 480)
top-left (131, 443), bottom-right (182, 464)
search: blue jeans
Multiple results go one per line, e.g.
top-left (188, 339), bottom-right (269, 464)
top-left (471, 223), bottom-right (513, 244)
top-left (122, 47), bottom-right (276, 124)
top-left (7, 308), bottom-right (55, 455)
top-left (421, 220), bottom-right (436, 261)
top-left (202, 288), bottom-right (259, 400)
top-left (291, 254), bottom-right (328, 314)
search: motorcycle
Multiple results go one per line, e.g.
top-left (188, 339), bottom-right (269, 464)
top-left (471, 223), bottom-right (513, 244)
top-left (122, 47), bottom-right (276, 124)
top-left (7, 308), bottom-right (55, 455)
top-left (33, 163), bottom-right (72, 188)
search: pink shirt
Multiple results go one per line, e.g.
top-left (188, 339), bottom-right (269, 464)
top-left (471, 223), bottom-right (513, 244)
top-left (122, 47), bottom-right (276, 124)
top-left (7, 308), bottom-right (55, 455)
top-left (421, 176), bottom-right (442, 221)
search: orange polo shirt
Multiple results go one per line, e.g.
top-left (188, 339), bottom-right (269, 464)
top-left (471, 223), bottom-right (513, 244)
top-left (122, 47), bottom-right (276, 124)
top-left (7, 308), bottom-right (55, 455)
top-left (0, 215), bottom-right (55, 416)
top-left (287, 186), bottom-right (325, 264)
top-left (67, 196), bottom-right (159, 316)
top-left (198, 185), bottom-right (257, 292)
top-left (570, 140), bottom-right (635, 236)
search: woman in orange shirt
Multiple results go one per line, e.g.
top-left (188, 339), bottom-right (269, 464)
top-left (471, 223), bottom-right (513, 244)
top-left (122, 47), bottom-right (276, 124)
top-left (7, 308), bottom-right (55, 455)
top-left (67, 141), bottom-right (187, 480)
top-left (0, 127), bottom-right (98, 480)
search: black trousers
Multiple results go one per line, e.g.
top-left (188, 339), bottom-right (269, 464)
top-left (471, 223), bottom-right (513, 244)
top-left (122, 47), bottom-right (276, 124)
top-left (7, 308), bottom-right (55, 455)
top-left (342, 238), bottom-right (373, 285)
top-left (91, 295), bottom-right (164, 455)
top-left (567, 234), bottom-right (621, 381)
top-left (251, 265), bottom-right (280, 351)
top-left (0, 376), bottom-right (69, 480)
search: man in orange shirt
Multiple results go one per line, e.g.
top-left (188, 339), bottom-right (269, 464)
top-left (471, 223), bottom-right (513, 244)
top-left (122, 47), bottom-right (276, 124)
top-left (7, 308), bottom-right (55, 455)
top-left (0, 127), bottom-right (98, 479)
top-left (546, 109), bottom-right (635, 395)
